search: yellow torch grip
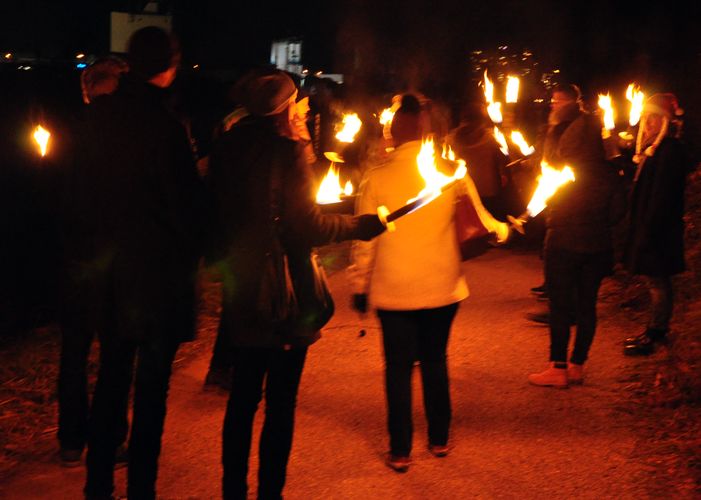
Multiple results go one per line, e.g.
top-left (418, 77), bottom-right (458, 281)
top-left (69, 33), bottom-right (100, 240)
top-left (377, 205), bottom-right (396, 233)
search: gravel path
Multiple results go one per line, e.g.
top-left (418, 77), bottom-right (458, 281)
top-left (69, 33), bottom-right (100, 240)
top-left (3, 247), bottom-right (669, 499)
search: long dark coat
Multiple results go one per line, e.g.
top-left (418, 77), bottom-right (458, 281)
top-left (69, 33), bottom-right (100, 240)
top-left (63, 75), bottom-right (206, 342)
top-left (624, 137), bottom-right (689, 276)
top-left (207, 116), bottom-right (367, 349)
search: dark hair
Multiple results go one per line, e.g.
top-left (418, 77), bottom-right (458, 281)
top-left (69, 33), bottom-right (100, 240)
top-left (397, 93), bottom-right (422, 115)
top-left (551, 83), bottom-right (582, 102)
top-left (127, 26), bottom-right (179, 80)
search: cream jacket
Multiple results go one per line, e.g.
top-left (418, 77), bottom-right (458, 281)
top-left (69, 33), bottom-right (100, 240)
top-left (348, 140), bottom-right (507, 311)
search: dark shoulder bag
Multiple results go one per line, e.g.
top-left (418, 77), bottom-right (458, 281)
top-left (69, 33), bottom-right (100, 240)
top-left (257, 148), bottom-right (334, 338)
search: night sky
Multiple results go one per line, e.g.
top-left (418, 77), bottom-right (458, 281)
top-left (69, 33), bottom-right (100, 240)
top-left (2, 1), bottom-right (700, 97)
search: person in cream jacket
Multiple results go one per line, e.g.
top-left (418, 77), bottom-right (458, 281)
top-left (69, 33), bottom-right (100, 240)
top-left (349, 93), bottom-right (507, 473)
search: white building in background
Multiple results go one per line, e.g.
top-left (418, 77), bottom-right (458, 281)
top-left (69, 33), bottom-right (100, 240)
top-left (270, 38), bottom-right (303, 75)
top-left (110, 2), bottom-right (172, 53)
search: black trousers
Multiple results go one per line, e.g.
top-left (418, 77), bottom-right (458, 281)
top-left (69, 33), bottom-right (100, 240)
top-left (208, 303), bottom-right (232, 372)
top-left (84, 334), bottom-right (179, 500)
top-left (58, 324), bottom-right (129, 451)
top-left (59, 258), bottom-right (131, 452)
top-left (377, 303), bottom-right (458, 457)
top-left (545, 247), bottom-right (612, 365)
top-left (222, 346), bottom-right (308, 500)
top-left (643, 275), bottom-right (673, 332)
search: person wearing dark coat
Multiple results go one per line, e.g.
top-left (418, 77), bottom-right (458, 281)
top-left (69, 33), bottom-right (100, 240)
top-left (528, 84), bottom-right (627, 388)
top-left (206, 70), bottom-right (385, 500)
top-left (64, 27), bottom-right (206, 499)
top-left (623, 93), bottom-right (690, 356)
top-left (57, 55), bottom-right (130, 468)
top-left (446, 102), bottom-right (508, 219)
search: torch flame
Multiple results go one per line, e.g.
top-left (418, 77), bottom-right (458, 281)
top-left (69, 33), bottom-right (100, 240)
top-left (482, 70), bottom-right (503, 123)
top-left (493, 126), bottom-right (509, 156)
top-left (597, 93), bottom-right (616, 131)
top-left (316, 164), bottom-right (353, 204)
top-left (335, 113), bottom-right (362, 143)
top-left (526, 161), bottom-right (576, 217)
top-left (482, 70), bottom-right (494, 103)
top-left (506, 76), bottom-right (520, 103)
top-left (379, 108), bottom-right (395, 126)
top-left (33, 125), bottom-right (51, 157)
top-left (626, 83), bottom-right (644, 127)
top-left (411, 137), bottom-right (467, 203)
top-left (510, 131), bottom-right (534, 156)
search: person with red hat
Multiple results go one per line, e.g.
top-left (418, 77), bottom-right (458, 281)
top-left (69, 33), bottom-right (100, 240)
top-left (623, 93), bottom-right (691, 355)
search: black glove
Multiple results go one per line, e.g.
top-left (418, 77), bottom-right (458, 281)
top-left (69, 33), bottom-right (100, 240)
top-left (355, 214), bottom-right (386, 241)
top-left (352, 293), bottom-right (368, 314)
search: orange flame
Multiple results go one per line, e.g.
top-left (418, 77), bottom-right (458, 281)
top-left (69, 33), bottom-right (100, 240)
top-left (597, 93), bottom-right (616, 131)
top-left (411, 137), bottom-right (467, 203)
top-left (510, 131), bottom-right (534, 156)
top-left (335, 113), bottom-right (362, 143)
top-left (316, 163), bottom-right (353, 204)
top-left (526, 161), bottom-right (576, 217)
top-left (626, 83), bottom-right (644, 127)
top-left (493, 126), bottom-right (509, 156)
top-left (506, 76), bottom-right (520, 103)
top-left (379, 108), bottom-right (395, 126)
top-left (482, 70), bottom-right (503, 124)
top-left (33, 125), bottom-right (51, 157)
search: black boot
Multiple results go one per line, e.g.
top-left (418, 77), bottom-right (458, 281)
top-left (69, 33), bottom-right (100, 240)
top-left (623, 329), bottom-right (667, 356)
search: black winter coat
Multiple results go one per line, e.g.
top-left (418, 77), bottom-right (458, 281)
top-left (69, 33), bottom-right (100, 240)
top-left (64, 75), bottom-right (206, 342)
top-left (544, 110), bottom-right (626, 255)
top-left (624, 137), bottom-right (689, 276)
top-left (207, 116), bottom-right (369, 349)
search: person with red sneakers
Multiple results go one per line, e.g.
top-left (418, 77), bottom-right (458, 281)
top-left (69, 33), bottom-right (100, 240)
top-left (528, 84), bottom-right (626, 388)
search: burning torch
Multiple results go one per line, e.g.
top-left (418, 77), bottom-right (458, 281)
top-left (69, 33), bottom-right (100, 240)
top-left (598, 93), bottom-right (621, 160)
top-left (507, 161), bottom-right (576, 234)
top-left (618, 83), bottom-right (644, 150)
top-left (376, 138), bottom-right (468, 231)
top-left (33, 125), bottom-right (51, 158)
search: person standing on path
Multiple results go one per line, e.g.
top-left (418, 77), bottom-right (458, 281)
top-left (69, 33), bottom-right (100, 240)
top-left (349, 93), bottom-right (508, 472)
top-left (528, 84), bottom-right (626, 388)
top-left (206, 69), bottom-right (385, 500)
top-left (622, 93), bottom-right (691, 356)
top-left (66, 26), bottom-right (207, 499)
top-left (57, 55), bottom-right (130, 468)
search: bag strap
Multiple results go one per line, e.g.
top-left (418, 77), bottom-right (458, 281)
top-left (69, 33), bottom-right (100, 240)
top-left (269, 139), bottom-right (284, 232)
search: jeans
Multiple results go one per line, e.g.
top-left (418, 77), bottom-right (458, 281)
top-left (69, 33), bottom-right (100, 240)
top-left (84, 334), bottom-right (178, 500)
top-left (222, 346), bottom-right (308, 500)
top-left (644, 275), bottom-right (673, 332)
top-left (545, 247), bottom-right (612, 365)
top-left (377, 303), bottom-right (458, 457)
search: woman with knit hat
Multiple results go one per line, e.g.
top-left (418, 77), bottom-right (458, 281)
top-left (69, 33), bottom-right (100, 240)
top-left (623, 93), bottom-right (691, 355)
top-left (207, 69), bottom-right (386, 499)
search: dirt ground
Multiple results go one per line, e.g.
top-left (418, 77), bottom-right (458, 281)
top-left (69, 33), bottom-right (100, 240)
top-left (1, 244), bottom-right (699, 499)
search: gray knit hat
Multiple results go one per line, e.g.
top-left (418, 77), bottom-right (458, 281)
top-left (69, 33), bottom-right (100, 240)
top-left (238, 70), bottom-right (298, 116)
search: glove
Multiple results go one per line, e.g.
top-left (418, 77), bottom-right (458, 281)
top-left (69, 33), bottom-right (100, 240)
top-left (352, 293), bottom-right (368, 314)
top-left (355, 214), bottom-right (386, 241)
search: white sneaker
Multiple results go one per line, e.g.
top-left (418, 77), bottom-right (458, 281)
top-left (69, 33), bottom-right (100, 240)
top-left (528, 363), bottom-right (568, 388)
